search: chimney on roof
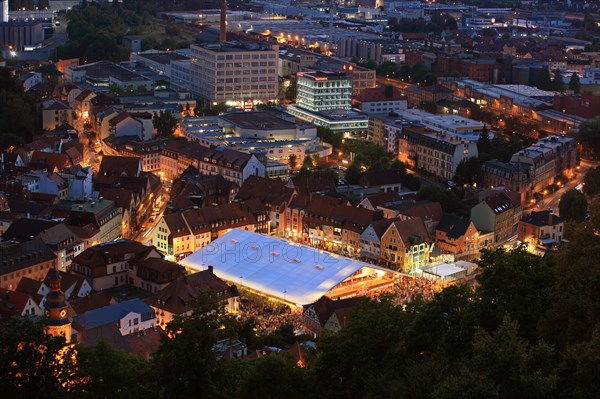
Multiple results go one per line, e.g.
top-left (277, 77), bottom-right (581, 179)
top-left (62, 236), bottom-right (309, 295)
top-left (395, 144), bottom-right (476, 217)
top-left (208, 265), bottom-right (214, 273)
top-left (219, 0), bottom-right (227, 43)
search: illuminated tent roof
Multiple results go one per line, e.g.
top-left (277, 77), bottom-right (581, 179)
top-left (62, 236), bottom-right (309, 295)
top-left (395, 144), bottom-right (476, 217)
top-left (180, 229), bottom-right (390, 305)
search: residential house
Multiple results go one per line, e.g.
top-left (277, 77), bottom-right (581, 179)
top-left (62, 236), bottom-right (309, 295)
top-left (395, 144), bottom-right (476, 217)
top-left (37, 223), bottom-right (85, 272)
top-left (282, 194), bottom-right (342, 240)
top-left (130, 258), bottom-right (185, 294)
top-left (435, 214), bottom-right (478, 259)
top-left (102, 135), bottom-right (169, 173)
top-left (288, 173), bottom-right (337, 196)
top-left (302, 296), bottom-right (362, 336)
top-left (95, 156), bottom-right (142, 187)
top-left (518, 209), bottom-right (564, 248)
top-left (107, 112), bottom-right (150, 141)
top-left (69, 292), bottom-right (116, 316)
top-left (167, 166), bottom-right (239, 212)
top-left (470, 190), bottom-right (522, 244)
top-left (380, 218), bottom-right (432, 273)
top-left (152, 201), bottom-right (269, 258)
top-left (0, 288), bottom-right (44, 320)
top-left (0, 239), bottom-right (57, 290)
top-left (72, 299), bottom-right (163, 358)
top-left (399, 126), bottom-right (479, 181)
top-left (394, 202), bottom-right (444, 236)
top-left (61, 199), bottom-right (123, 244)
top-left (42, 99), bottom-right (72, 131)
top-left (360, 219), bottom-right (395, 261)
top-left (358, 169), bottom-right (404, 193)
top-left (302, 198), bottom-right (383, 256)
top-left (236, 175), bottom-right (296, 233)
top-left (160, 138), bottom-right (265, 186)
top-left (69, 240), bottom-right (163, 291)
top-left (359, 191), bottom-right (404, 211)
top-left (147, 267), bottom-right (239, 328)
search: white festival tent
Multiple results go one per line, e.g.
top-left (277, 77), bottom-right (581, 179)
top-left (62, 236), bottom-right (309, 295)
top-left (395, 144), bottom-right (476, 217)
top-left (180, 228), bottom-right (395, 306)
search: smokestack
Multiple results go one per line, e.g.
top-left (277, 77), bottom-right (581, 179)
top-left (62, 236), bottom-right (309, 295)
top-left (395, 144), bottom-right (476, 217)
top-left (219, 0), bottom-right (227, 43)
top-left (1, 1), bottom-right (8, 24)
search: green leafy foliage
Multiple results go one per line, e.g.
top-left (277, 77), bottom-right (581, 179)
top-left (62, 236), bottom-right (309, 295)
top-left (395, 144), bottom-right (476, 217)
top-left (56, 4), bottom-right (132, 62)
top-left (559, 188), bottom-right (588, 223)
top-left (417, 185), bottom-right (463, 213)
top-left (0, 317), bottom-right (76, 398)
top-left (152, 110), bottom-right (178, 137)
top-left (577, 119), bottom-right (600, 159)
top-left (568, 72), bottom-right (581, 94)
top-left (0, 68), bottom-right (37, 148)
top-left (453, 157), bottom-right (481, 187)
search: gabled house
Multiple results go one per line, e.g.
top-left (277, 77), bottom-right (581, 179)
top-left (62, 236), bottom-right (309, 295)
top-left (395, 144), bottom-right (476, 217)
top-left (360, 218), bottom-right (395, 261)
top-left (302, 296), bottom-right (363, 336)
top-left (236, 175), bottom-right (296, 233)
top-left (72, 298), bottom-right (163, 357)
top-left (380, 218), bottom-right (432, 273)
top-left (108, 112), bottom-right (147, 141)
top-left (435, 214), bottom-right (478, 259)
top-left (69, 240), bottom-right (162, 291)
top-left (358, 169), bottom-right (404, 193)
top-left (152, 201), bottom-right (269, 258)
top-left (95, 155), bottom-right (142, 187)
top-left (147, 267), bottom-right (239, 328)
top-left (518, 209), bottom-right (564, 248)
top-left (470, 190), bottom-right (522, 244)
top-left (0, 288), bottom-right (44, 320)
top-left (394, 201), bottom-right (443, 236)
top-left (42, 99), bottom-right (72, 131)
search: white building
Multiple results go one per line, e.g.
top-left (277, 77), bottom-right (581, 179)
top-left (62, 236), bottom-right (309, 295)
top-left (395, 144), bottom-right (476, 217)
top-left (190, 41), bottom-right (279, 107)
top-left (296, 70), bottom-right (352, 113)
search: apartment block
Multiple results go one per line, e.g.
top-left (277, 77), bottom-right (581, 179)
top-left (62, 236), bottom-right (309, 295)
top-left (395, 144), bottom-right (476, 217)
top-left (190, 41), bottom-right (279, 107)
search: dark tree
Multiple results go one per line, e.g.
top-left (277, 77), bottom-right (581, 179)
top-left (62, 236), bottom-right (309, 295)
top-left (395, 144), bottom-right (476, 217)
top-left (288, 154), bottom-right (298, 170)
top-left (568, 72), bottom-right (581, 94)
top-left (72, 341), bottom-right (156, 399)
top-left (0, 68), bottom-right (37, 148)
top-left (558, 188), bottom-right (588, 223)
top-left (152, 110), bottom-right (178, 137)
top-left (551, 69), bottom-right (565, 92)
top-left (453, 157), bottom-right (481, 187)
top-left (537, 68), bottom-right (553, 91)
top-left (152, 292), bottom-right (235, 399)
top-left (576, 120), bottom-right (600, 158)
top-left (478, 125), bottom-right (491, 154)
top-left (344, 163), bottom-right (361, 185)
top-left (0, 317), bottom-right (76, 398)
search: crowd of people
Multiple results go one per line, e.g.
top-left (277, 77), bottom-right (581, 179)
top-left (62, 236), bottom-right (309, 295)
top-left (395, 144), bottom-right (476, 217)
top-left (236, 276), bottom-right (448, 336)
top-left (355, 276), bottom-right (448, 306)
top-left (237, 291), bottom-right (303, 336)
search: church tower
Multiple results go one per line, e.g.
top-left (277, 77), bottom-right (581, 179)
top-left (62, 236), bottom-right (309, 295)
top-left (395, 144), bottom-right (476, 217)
top-left (44, 267), bottom-right (72, 343)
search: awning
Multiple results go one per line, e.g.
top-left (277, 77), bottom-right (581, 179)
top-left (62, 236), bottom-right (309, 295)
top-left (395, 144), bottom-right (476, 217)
top-left (540, 238), bottom-right (556, 245)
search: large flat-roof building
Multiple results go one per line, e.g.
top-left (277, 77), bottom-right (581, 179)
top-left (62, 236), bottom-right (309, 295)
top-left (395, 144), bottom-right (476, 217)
top-left (180, 229), bottom-right (398, 306)
top-left (181, 111), bottom-right (332, 163)
top-left (190, 41), bottom-right (279, 107)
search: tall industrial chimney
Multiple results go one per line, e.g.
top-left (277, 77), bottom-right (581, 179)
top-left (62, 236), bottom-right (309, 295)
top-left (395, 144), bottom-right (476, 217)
top-left (1, 0), bottom-right (9, 24)
top-left (219, 0), bottom-right (227, 43)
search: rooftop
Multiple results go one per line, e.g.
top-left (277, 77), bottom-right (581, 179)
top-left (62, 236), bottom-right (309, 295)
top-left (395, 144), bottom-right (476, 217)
top-left (219, 110), bottom-right (300, 131)
top-left (180, 229), bottom-right (396, 305)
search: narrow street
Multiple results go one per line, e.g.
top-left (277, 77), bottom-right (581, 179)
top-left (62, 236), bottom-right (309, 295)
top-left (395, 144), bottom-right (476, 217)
top-left (534, 160), bottom-right (597, 212)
